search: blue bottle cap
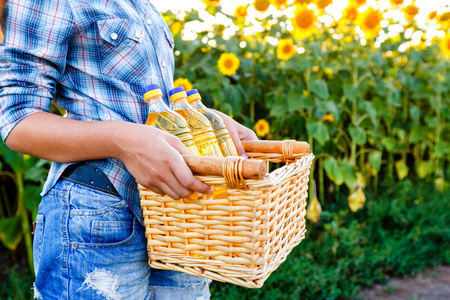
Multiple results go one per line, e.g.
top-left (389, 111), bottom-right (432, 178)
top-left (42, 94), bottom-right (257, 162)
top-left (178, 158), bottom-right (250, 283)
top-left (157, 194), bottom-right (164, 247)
top-left (186, 89), bottom-right (199, 97)
top-left (142, 84), bottom-right (160, 95)
top-left (168, 86), bottom-right (186, 97)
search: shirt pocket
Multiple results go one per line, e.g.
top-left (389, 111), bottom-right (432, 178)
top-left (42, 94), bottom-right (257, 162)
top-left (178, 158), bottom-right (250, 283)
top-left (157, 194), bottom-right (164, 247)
top-left (97, 18), bottom-right (151, 83)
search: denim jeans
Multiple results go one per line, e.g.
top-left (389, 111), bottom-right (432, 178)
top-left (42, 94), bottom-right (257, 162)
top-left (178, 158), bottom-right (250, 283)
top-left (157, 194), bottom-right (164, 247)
top-left (33, 179), bottom-right (211, 299)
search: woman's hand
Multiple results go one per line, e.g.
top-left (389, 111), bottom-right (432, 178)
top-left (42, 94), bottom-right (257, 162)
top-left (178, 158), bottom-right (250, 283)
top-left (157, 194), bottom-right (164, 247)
top-left (211, 110), bottom-right (258, 158)
top-left (115, 123), bottom-right (213, 199)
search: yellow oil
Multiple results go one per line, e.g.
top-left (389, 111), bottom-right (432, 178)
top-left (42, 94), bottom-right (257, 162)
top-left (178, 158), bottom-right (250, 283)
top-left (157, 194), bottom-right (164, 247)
top-left (187, 90), bottom-right (238, 156)
top-left (171, 96), bottom-right (223, 157)
top-left (190, 100), bottom-right (238, 157)
top-left (170, 88), bottom-right (226, 199)
top-left (145, 111), bottom-right (199, 155)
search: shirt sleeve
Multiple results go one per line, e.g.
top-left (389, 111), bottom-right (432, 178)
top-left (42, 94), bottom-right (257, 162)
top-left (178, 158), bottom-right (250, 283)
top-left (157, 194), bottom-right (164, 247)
top-left (0, 0), bottom-right (76, 141)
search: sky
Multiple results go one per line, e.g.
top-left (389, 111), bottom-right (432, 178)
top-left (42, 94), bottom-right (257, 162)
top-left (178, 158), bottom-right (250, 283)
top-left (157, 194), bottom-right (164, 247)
top-left (152, 0), bottom-right (449, 45)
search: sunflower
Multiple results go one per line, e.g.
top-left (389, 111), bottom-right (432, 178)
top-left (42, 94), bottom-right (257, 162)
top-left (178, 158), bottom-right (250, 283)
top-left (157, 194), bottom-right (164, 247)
top-left (271, 0), bottom-right (288, 10)
top-left (404, 4), bottom-right (419, 20)
top-left (254, 0), bottom-right (271, 13)
top-left (234, 5), bottom-right (248, 21)
top-left (356, 8), bottom-right (383, 40)
top-left (322, 113), bottom-right (335, 122)
top-left (440, 34), bottom-right (450, 58)
top-left (254, 119), bottom-right (270, 137)
top-left (317, 0), bottom-right (333, 10)
top-left (352, 0), bottom-right (366, 5)
top-left (170, 22), bottom-right (183, 35)
top-left (439, 12), bottom-right (450, 30)
top-left (173, 78), bottom-right (193, 92)
top-left (343, 4), bottom-right (358, 23)
top-left (295, 0), bottom-right (312, 4)
top-left (428, 11), bottom-right (437, 20)
top-left (217, 53), bottom-right (240, 76)
top-left (389, 0), bottom-right (403, 6)
top-left (290, 4), bottom-right (318, 39)
top-left (306, 198), bottom-right (322, 223)
top-left (277, 39), bottom-right (296, 61)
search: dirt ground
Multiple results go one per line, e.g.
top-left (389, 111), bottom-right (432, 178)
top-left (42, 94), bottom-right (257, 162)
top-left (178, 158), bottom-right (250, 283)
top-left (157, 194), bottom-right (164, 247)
top-left (359, 266), bottom-right (450, 300)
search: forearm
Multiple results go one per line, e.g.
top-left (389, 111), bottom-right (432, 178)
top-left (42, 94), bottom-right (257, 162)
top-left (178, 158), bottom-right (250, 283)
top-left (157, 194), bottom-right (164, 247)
top-left (5, 112), bottom-right (128, 163)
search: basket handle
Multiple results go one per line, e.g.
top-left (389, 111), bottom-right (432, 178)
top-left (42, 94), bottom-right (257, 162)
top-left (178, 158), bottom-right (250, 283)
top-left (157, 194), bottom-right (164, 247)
top-left (182, 155), bottom-right (267, 180)
top-left (242, 140), bottom-right (310, 155)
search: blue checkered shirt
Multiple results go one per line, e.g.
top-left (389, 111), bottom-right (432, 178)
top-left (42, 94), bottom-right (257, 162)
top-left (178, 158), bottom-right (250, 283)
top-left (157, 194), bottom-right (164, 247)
top-left (0, 0), bottom-right (175, 221)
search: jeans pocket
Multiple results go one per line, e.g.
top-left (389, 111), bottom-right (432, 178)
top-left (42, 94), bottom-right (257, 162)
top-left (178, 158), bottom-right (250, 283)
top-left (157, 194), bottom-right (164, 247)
top-left (33, 214), bottom-right (45, 273)
top-left (90, 220), bottom-right (133, 244)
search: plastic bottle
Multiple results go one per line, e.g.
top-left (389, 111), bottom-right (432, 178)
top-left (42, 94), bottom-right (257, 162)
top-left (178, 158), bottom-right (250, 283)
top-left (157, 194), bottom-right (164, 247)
top-left (169, 87), bottom-right (223, 157)
top-left (187, 89), bottom-right (239, 157)
top-left (142, 84), bottom-right (199, 155)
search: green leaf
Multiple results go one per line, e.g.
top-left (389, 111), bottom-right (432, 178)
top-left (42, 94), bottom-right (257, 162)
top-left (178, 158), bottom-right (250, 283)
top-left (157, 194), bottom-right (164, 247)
top-left (424, 116), bottom-right (440, 128)
top-left (409, 106), bottom-right (421, 121)
top-left (310, 79), bottom-right (329, 99)
top-left (382, 137), bottom-right (397, 152)
top-left (269, 100), bottom-right (289, 117)
top-left (395, 160), bottom-right (409, 180)
top-left (306, 121), bottom-right (330, 145)
top-left (359, 101), bottom-right (377, 122)
top-left (409, 125), bottom-right (427, 143)
top-left (228, 85), bottom-right (244, 112)
top-left (324, 157), bottom-right (344, 185)
top-left (287, 89), bottom-right (305, 111)
top-left (417, 161), bottom-right (434, 179)
top-left (349, 126), bottom-right (367, 145)
top-left (369, 152), bottom-right (382, 173)
top-left (343, 83), bottom-right (361, 101)
top-left (340, 160), bottom-right (357, 188)
top-left (317, 101), bottom-right (339, 121)
top-left (0, 216), bottom-right (22, 250)
top-left (24, 185), bottom-right (42, 211)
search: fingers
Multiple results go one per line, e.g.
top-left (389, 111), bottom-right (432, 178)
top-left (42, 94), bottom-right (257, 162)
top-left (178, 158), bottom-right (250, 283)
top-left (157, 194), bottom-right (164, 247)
top-left (229, 129), bottom-right (248, 158)
top-left (165, 132), bottom-right (192, 155)
top-left (170, 155), bottom-right (213, 195)
top-left (239, 127), bottom-right (258, 141)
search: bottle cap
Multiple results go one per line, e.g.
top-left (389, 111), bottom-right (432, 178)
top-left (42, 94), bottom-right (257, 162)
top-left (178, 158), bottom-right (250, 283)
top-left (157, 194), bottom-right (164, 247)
top-left (186, 89), bottom-right (201, 104)
top-left (142, 84), bottom-right (163, 101)
top-left (169, 87), bottom-right (187, 102)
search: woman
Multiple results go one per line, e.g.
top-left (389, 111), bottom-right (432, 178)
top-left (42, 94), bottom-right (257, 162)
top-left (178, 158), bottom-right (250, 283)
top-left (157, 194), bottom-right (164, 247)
top-left (0, 0), bottom-right (257, 298)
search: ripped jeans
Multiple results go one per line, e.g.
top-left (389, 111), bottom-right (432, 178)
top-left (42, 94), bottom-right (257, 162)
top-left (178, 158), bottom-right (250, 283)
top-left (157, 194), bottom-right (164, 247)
top-left (33, 179), bottom-right (211, 299)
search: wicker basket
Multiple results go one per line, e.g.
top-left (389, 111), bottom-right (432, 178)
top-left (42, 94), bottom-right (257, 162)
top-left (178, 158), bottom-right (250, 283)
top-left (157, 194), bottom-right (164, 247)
top-left (139, 140), bottom-right (314, 288)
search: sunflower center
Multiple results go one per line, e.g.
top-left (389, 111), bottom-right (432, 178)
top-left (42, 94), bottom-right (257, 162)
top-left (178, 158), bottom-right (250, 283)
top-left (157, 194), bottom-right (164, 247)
top-left (347, 9), bottom-right (356, 21)
top-left (447, 39), bottom-right (450, 50)
top-left (283, 45), bottom-right (292, 54)
top-left (224, 59), bottom-right (233, 68)
top-left (364, 12), bottom-right (380, 29)
top-left (297, 12), bottom-right (312, 27)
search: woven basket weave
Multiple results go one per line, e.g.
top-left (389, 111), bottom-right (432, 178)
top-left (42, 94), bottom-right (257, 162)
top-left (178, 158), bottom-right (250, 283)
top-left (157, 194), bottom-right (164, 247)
top-left (139, 141), bottom-right (314, 288)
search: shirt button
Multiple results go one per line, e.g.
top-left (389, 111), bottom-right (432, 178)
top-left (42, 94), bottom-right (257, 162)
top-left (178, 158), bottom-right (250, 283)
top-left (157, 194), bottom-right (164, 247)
top-left (135, 32), bottom-right (141, 39)
top-left (111, 33), bottom-right (118, 40)
top-left (146, 19), bottom-right (152, 25)
top-left (161, 62), bottom-right (166, 68)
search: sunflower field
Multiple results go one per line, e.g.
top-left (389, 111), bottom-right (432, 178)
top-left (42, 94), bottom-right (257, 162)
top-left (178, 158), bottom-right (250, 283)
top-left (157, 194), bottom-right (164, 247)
top-left (168, 0), bottom-right (450, 220)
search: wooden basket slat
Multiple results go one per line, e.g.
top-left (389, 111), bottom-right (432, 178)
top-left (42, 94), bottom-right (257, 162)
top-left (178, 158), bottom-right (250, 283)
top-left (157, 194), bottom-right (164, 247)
top-left (139, 152), bottom-right (314, 288)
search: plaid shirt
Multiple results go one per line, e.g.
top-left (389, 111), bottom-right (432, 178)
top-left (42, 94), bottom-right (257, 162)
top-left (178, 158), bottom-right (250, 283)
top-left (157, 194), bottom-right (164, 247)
top-left (0, 0), bottom-right (175, 221)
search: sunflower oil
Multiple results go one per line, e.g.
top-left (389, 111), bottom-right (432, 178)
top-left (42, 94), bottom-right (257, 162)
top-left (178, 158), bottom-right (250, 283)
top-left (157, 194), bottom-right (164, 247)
top-left (169, 87), bottom-right (223, 157)
top-left (186, 89), bottom-right (238, 157)
top-left (142, 84), bottom-right (199, 155)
